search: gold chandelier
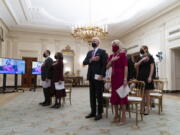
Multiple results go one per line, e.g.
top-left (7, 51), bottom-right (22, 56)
top-left (71, 0), bottom-right (108, 43)
top-left (71, 25), bottom-right (108, 43)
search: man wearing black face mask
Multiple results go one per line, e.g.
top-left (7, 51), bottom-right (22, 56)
top-left (39, 50), bottom-right (53, 106)
top-left (83, 37), bottom-right (107, 121)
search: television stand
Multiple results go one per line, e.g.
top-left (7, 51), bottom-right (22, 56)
top-left (0, 74), bottom-right (17, 93)
top-left (14, 74), bottom-right (24, 92)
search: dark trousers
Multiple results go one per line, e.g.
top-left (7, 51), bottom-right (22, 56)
top-left (89, 79), bottom-right (103, 115)
top-left (43, 87), bottom-right (52, 104)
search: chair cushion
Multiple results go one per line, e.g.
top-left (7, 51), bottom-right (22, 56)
top-left (66, 89), bottom-right (71, 93)
top-left (103, 93), bottom-right (111, 98)
top-left (150, 93), bottom-right (162, 97)
top-left (130, 91), bottom-right (136, 94)
top-left (128, 96), bottom-right (142, 102)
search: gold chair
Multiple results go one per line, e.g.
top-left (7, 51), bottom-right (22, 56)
top-left (128, 80), bottom-right (145, 126)
top-left (150, 80), bottom-right (164, 114)
top-left (103, 80), bottom-right (114, 118)
top-left (63, 79), bottom-right (73, 105)
top-left (103, 92), bottom-right (111, 118)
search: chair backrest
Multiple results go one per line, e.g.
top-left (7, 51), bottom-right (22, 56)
top-left (128, 80), bottom-right (145, 98)
top-left (153, 80), bottom-right (164, 93)
top-left (64, 78), bottom-right (73, 91)
top-left (104, 80), bottom-right (111, 93)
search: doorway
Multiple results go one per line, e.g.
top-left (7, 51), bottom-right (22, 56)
top-left (21, 57), bottom-right (37, 88)
top-left (173, 48), bottom-right (180, 90)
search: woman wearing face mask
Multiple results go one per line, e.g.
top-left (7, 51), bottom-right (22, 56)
top-left (107, 40), bottom-right (128, 125)
top-left (50, 52), bottom-right (66, 109)
top-left (135, 45), bottom-right (155, 115)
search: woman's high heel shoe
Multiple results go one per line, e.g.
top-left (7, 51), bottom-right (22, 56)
top-left (111, 116), bottom-right (120, 123)
top-left (50, 104), bottom-right (57, 108)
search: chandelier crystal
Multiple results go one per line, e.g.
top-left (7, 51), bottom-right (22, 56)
top-left (71, 24), bottom-right (108, 43)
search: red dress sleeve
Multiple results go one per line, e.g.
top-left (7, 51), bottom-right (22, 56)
top-left (121, 52), bottom-right (128, 67)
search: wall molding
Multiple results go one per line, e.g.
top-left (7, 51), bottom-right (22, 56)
top-left (0, 18), bottom-right (9, 31)
top-left (120, 1), bottom-right (180, 38)
top-left (167, 25), bottom-right (180, 41)
top-left (163, 90), bottom-right (180, 93)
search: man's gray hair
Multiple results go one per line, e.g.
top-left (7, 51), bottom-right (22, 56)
top-left (92, 37), bottom-right (101, 43)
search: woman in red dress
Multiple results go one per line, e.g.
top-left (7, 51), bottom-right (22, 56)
top-left (51, 52), bottom-right (66, 109)
top-left (107, 40), bottom-right (128, 125)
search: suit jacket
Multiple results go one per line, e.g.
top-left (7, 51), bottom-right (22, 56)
top-left (41, 57), bottom-right (53, 81)
top-left (83, 48), bottom-right (107, 81)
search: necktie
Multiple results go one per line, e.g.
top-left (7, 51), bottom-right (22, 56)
top-left (92, 50), bottom-right (95, 56)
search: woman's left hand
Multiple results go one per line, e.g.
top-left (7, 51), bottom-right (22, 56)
top-left (123, 80), bottom-right (127, 87)
top-left (148, 77), bottom-right (152, 83)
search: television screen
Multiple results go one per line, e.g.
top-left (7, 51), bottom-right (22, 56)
top-left (32, 61), bottom-right (43, 75)
top-left (0, 58), bottom-right (25, 74)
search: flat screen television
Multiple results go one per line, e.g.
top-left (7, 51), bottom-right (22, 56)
top-left (32, 61), bottom-right (43, 75)
top-left (0, 58), bottom-right (25, 74)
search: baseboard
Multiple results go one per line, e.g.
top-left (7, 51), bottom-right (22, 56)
top-left (163, 90), bottom-right (180, 93)
top-left (0, 86), bottom-right (42, 89)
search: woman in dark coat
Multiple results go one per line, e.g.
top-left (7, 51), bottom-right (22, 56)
top-left (51, 52), bottom-right (66, 108)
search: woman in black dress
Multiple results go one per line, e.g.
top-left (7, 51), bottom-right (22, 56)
top-left (135, 45), bottom-right (155, 115)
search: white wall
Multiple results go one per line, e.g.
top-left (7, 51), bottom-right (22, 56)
top-left (120, 4), bottom-right (180, 91)
top-left (3, 30), bottom-right (111, 86)
top-left (0, 19), bottom-right (10, 87)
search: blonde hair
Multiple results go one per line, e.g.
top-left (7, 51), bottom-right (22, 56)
top-left (111, 40), bottom-right (123, 46)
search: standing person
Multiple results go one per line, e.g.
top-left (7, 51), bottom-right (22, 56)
top-left (127, 55), bottom-right (136, 81)
top-left (106, 40), bottom-right (128, 125)
top-left (83, 37), bottom-right (107, 121)
top-left (39, 50), bottom-right (53, 106)
top-left (50, 52), bottom-right (66, 109)
top-left (135, 45), bottom-right (155, 115)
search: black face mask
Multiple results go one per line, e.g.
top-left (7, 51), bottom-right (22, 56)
top-left (43, 53), bottom-right (46, 58)
top-left (92, 42), bottom-right (97, 48)
top-left (140, 49), bottom-right (145, 54)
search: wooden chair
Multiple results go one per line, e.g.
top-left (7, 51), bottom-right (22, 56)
top-left (128, 80), bottom-right (145, 126)
top-left (63, 79), bottom-right (73, 105)
top-left (150, 80), bottom-right (164, 114)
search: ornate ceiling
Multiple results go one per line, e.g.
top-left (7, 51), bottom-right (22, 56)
top-left (0, 0), bottom-right (179, 38)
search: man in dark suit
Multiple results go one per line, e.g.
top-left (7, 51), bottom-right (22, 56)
top-left (83, 37), bottom-right (107, 121)
top-left (39, 50), bottom-right (53, 106)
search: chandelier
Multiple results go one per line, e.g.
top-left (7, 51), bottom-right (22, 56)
top-left (71, 25), bottom-right (108, 43)
top-left (71, 0), bottom-right (108, 43)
